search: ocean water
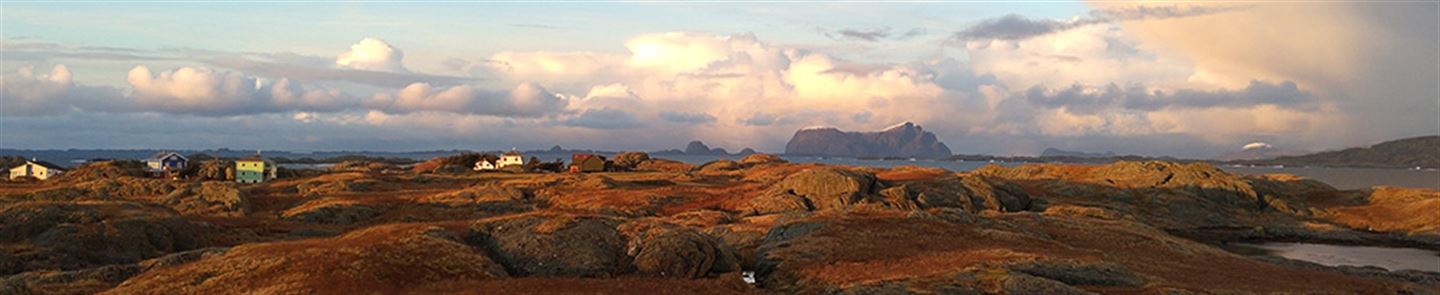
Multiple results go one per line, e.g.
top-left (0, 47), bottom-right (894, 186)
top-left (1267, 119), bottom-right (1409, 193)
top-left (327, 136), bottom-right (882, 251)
top-left (1230, 243), bottom-right (1440, 272)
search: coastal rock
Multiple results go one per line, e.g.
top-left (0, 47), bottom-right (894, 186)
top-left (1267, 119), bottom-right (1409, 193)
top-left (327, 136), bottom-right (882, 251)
top-left (280, 199), bottom-right (380, 224)
top-left (163, 181), bottom-right (250, 217)
top-left (610, 152), bottom-right (651, 170)
top-left (784, 122), bottom-right (952, 158)
top-left (634, 159), bottom-right (694, 172)
top-left (470, 214), bottom-right (629, 277)
top-left (768, 168), bottom-right (878, 211)
top-left (0, 201), bottom-right (200, 275)
top-left (106, 225), bottom-right (507, 294)
top-left (1, 247), bottom-right (227, 295)
top-left (695, 160), bottom-right (741, 172)
top-left (620, 222), bottom-right (740, 278)
top-left (738, 153), bottom-right (787, 166)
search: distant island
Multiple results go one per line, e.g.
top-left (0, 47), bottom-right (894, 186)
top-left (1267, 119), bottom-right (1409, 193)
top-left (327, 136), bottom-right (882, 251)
top-left (784, 122), bottom-right (953, 158)
top-left (1234, 135), bottom-right (1440, 169)
top-left (1039, 148), bottom-right (1116, 158)
top-left (651, 141), bottom-right (757, 156)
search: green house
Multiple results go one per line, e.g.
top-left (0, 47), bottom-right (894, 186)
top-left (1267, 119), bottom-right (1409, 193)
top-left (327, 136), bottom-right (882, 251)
top-left (235, 155), bottom-right (276, 183)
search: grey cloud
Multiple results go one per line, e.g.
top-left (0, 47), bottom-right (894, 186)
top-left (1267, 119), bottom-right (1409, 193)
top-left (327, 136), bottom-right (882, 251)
top-left (955, 6), bottom-right (1242, 42)
top-left (1024, 80), bottom-right (1318, 115)
top-left (659, 111), bottom-right (717, 125)
top-left (953, 14), bottom-right (1104, 42)
top-left (562, 108), bottom-right (644, 129)
top-left (821, 27), bottom-right (927, 42)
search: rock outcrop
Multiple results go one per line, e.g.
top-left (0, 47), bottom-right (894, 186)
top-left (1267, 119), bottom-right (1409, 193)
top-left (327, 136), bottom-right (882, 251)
top-left (105, 225), bottom-right (508, 294)
top-left (163, 181), bottom-right (250, 217)
top-left (784, 122), bottom-right (952, 158)
top-left (470, 214), bottom-right (630, 277)
top-left (0, 201), bottom-right (201, 275)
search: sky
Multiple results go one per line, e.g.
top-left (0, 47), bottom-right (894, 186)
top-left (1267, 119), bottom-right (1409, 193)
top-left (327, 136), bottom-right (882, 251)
top-left (1, 1), bottom-right (1436, 158)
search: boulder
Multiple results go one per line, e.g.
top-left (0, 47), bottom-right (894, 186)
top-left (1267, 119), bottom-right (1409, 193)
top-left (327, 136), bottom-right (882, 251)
top-left (470, 215), bottom-right (629, 277)
top-left (610, 152), bottom-right (651, 170)
top-left (769, 168), bottom-right (879, 211)
top-left (621, 222), bottom-right (740, 278)
top-left (163, 181), bottom-right (250, 217)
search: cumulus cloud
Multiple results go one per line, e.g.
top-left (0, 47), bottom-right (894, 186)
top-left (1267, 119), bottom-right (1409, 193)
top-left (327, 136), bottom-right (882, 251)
top-left (126, 66), bottom-right (350, 115)
top-left (659, 111), bottom-right (717, 125)
top-left (336, 37), bottom-right (407, 73)
top-left (211, 56), bottom-right (468, 88)
top-left (1, 65), bottom-right (122, 115)
top-left (562, 108), bottom-right (644, 129)
top-left (368, 82), bottom-right (567, 117)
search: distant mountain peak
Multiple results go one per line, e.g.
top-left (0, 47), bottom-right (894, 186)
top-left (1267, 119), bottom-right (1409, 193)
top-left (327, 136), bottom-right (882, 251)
top-left (883, 121), bottom-right (916, 131)
top-left (785, 122), bottom-right (951, 158)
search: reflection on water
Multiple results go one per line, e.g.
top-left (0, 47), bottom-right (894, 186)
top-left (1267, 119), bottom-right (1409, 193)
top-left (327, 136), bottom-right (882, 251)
top-left (1229, 243), bottom-right (1440, 272)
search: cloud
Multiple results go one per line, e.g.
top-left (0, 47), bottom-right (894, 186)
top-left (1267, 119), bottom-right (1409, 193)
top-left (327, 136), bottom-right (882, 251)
top-left (1105, 2), bottom-right (1438, 147)
top-left (562, 108), bottom-right (644, 129)
top-left (336, 37), bottom-right (407, 73)
top-left (820, 27), bottom-right (926, 42)
top-left (954, 6), bottom-right (1240, 42)
top-left (954, 14), bottom-right (1103, 42)
top-left (659, 111), bottom-right (717, 125)
top-left (1242, 142), bottom-right (1272, 150)
top-left (1023, 80), bottom-right (1318, 115)
top-left (126, 66), bottom-right (351, 115)
top-left (368, 82), bottom-right (567, 117)
top-left (0, 65), bottom-right (125, 115)
top-left (209, 56), bottom-right (470, 88)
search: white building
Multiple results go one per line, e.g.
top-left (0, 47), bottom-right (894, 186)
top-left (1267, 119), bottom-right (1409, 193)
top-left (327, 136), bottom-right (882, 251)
top-left (9, 159), bottom-right (65, 180)
top-left (474, 157), bottom-right (497, 171)
top-left (498, 150), bottom-right (524, 168)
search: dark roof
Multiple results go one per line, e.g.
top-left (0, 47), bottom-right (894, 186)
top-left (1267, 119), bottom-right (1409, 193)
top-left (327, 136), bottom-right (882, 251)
top-left (23, 160), bottom-right (65, 170)
top-left (571, 153), bottom-right (605, 163)
top-left (238, 155), bottom-right (266, 161)
top-left (503, 150), bottom-right (521, 156)
top-left (147, 151), bottom-right (188, 162)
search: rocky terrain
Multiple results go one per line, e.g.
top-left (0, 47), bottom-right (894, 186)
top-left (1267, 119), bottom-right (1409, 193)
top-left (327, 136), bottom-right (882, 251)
top-left (1, 155), bottom-right (1437, 294)
top-left (785, 122), bottom-right (953, 158)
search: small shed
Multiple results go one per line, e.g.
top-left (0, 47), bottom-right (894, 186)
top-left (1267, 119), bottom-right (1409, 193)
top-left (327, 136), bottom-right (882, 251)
top-left (569, 154), bottom-right (606, 173)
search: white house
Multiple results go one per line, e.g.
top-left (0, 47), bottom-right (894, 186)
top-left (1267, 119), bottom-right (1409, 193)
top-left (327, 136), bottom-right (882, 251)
top-left (474, 157), bottom-right (497, 171)
top-left (498, 150), bottom-right (524, 168)
top-left (9, 159), bottom-right (65, 180)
